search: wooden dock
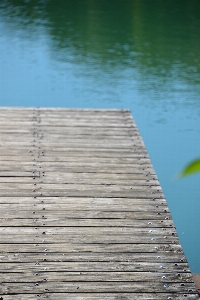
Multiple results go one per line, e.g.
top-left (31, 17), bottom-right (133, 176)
top-left (0, 107), bottom-right (199, 299)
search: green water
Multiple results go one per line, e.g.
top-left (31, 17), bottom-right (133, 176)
top-left (0, 0), bottom-right (200, 272)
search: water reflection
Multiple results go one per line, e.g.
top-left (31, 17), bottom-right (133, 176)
top-left (1, 0), bottom-right (200, 80)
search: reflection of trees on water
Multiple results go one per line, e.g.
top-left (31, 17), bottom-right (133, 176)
top-left (1, 0), bottom-right (200, 83)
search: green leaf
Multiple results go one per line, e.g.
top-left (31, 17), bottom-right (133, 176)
top-left (179, 158), bottom-right (200, 178)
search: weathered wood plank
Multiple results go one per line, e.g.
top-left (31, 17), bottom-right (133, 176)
top-left (0, 170), bottom-right (157, 179)
top-left (0, 242), bottom-right (184, 253)
top-left (0, 183), bottom-right (162, 192)
top-left (0, 261), bottom-right (190, 272)
top-left (0, 218), bottom-right (173, 227)
top-left (0, 190), bottom-right (163, 198)
top-left (0, 156), bottom-right (150, 163)
top-left (0, 198), bottom-right (168, 210)
top-left (0, 177), bottom-right (159, 185)
top-left (0, 235), bottom-right (179, 244)
top-left (0, 252), bottom-right (187, 263)
top-left (0, 151), bottom-right (149, 158)
top-left (0, 139), bottom-right (143, 147)
top-left (0, 107), bottom-right (198, 298)
top-left (1, 294), bottom-right (199, 300)
top-left (0, 271), bottom-right (194, 283)
top-left (0, 211), bottom-right (172, 220)
top-left (0, 158), bottom-right (152, 166)
top-left (0, 196), bottom-right (166, 206)
top-left (0, 281), bottom-right (196, 293)
top-left (0, 226), bottom-right (176, 236)
top-left (0, 163), bottom-right (153, 172)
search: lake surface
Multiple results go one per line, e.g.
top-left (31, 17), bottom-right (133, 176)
top-left (0, 0), bottom-right (200, 272)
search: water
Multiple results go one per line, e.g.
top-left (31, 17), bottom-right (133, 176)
top-left (0, 0), bottom-right (200, 272)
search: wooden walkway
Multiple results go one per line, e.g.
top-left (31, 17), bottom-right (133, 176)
top-left (0, 107), bottom-right (199, 299)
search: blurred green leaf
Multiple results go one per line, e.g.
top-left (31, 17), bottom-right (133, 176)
top-left (179, 158), bottom-right (200, 178)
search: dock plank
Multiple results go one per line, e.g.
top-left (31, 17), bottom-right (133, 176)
top-left (0, 107), bottom-right (199, 298)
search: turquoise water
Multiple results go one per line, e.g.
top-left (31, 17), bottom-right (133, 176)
top-left (0, 0), bottom-right (200, 272)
